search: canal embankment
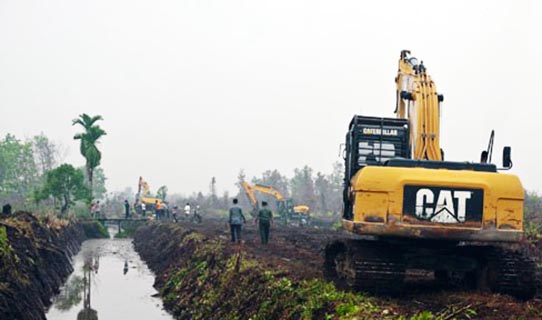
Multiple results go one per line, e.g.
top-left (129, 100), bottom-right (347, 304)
top-left (0, 211), bottom-right (107, 320)
top-left (132, 223), bottom-right (381, 320)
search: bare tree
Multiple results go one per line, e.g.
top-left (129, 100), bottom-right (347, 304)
top-left (209, 177), bottom-right (218, 208)
top-left (290, 165), bottom-right (317, 210)
top-left (32, 133), bottom-right (59, 176)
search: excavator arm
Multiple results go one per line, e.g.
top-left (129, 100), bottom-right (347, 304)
top-left (241, 180), bottom-right (284, 206)
top-left (138, 176), bottom-right (151, 197)
top-left (250, 184), bottom-right (284, 201)
top-left (395, 50), bottom-right (443, 161)
top-left (241, 181), bottom-right (259, 211)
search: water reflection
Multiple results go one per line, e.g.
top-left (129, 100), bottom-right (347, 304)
top-left (53, 276), bottom-right (85, 311)
top-left (77, 255), bottom-right (99, 319)
top-left (46, 236), bottom-right (173, 320)
top-left (123, 260), bottom-right (129, 275)
top-left (77, 308), bottom-right (98, 320)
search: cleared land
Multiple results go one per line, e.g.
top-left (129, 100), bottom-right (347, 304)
top-left (172, 217), bottom-right (542, 319)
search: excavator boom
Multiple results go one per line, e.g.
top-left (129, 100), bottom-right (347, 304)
top-left (395, 50), bottom-right (442, 161)
top-left (241, 181), bottom-right (259, 213)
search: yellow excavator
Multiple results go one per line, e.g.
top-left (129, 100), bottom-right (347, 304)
top-left (241, 180), bottom-right (310, 225)
top-left (135, 176), bottom-right (163, 215)
top-left (324, 50), bottom-right (537, 299)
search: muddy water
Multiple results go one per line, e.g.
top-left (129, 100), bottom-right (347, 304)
top-left (46, 229), bottom-right (173, 320)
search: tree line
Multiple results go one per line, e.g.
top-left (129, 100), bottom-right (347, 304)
top-left (3, 111), bottom-right (542, 222)
top-left (235, 164), bottom-right (344, 215)
top-left (151, 163), bottom-right (345, 217)
top-left (525, 191), bottom-right (542, 236)
top-left (0, 114), bottom-right (106, 215)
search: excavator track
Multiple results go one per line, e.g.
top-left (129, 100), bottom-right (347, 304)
top-left (324, 240), bottom-right (405, 294)
top-left (486, 247), bottom-right (538, 300)
top-left (324, 241), bottom-right (539, 299)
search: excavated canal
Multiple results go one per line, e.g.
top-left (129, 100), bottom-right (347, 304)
top-left (46, 228), bottom-right (174, 320)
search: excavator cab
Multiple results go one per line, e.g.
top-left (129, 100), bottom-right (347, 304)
top-left (276, 199), bottom-right (295, 223)
top-left (277, 199), bottom-right (310, 225)
top-left (343, 116), bottom-right (410, 220)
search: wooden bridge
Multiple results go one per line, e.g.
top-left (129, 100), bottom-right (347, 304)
top-left (82, 218), bottom-right (148, 232)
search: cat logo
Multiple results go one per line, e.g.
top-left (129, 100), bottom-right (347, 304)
top-left (403, 186), bottom-right (484, 224)
top-left (415, 188), bottom-right (471, 223)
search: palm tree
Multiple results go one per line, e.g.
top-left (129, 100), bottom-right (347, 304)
top-left (72, 114), bottom-right (106, 195)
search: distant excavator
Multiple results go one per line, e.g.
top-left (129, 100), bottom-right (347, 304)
top-left (241, 180), bottom-right (310, 225)
top-left (324, 50), bottom-right (537, 299)
top-left (135, 176), bottom-right (163, 215)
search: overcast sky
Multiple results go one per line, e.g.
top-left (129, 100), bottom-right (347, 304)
top-left (1, 0), bottom-right (541, 196)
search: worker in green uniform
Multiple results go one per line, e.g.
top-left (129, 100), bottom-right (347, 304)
top-left (229, 198), bottom-right (246, 243)
top-left (256, 201), bottom-right (273, 245)
top-left (124, 200), bottom-right (130, 219)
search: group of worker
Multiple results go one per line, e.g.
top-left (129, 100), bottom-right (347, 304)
top-left (170, 202), bottom-right (198, 222)
top-left (228, 198), bottom-right (273, 245)
top-left (89, 201), bottom-right (103, 218)
top-left (124, 199), bottom-right (197, 222)
top-left (91, 197), bottom-right (271, 243)
top-left (152, 200), bottom-right (169, 220)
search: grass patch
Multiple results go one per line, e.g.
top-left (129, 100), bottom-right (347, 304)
top-left (80, 220), bottom-right (109, 238)
top-left (114, 220), bottom-right (145, 239)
